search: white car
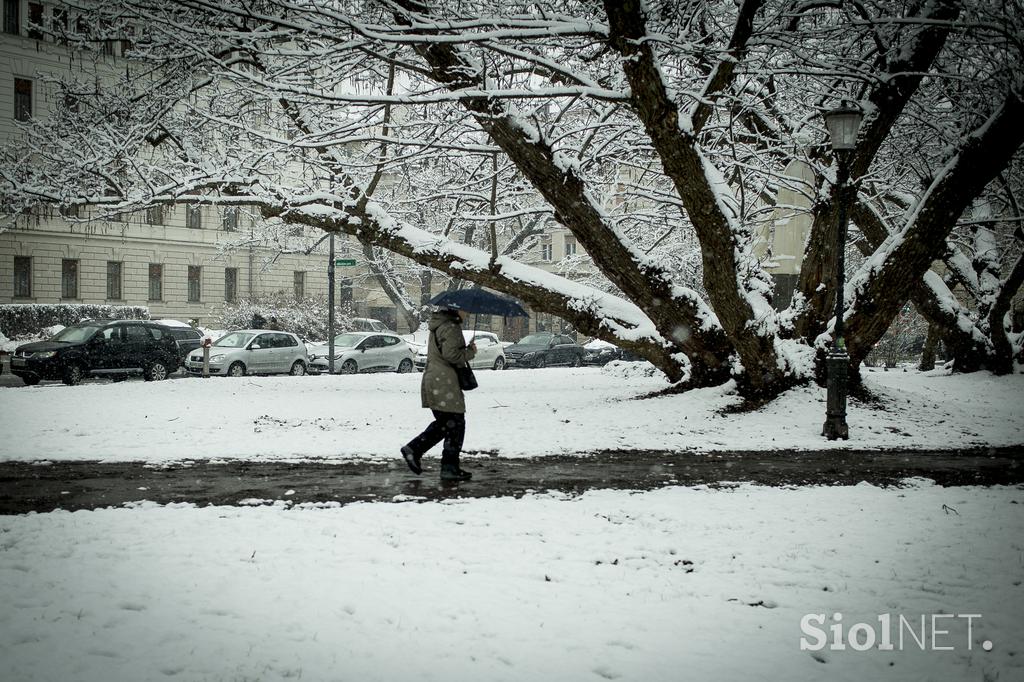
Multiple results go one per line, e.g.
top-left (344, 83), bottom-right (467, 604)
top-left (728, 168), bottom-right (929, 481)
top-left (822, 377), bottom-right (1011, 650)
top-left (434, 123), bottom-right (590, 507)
top-left (308, 332), bottom-right (415, 374)
top-left (184, 330), bottom-right (308, 377)
top-left (414, 331), bottom-right (507, 371)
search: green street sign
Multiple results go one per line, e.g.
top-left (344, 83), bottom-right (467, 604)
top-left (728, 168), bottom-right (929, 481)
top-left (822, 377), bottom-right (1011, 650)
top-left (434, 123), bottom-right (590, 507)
top-left (334, 258), bottom-right (357, 266)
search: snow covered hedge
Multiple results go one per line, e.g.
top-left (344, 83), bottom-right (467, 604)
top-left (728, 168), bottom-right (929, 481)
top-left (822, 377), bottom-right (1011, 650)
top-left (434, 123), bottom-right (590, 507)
top-left (215, 293), bottom-right (355, 342)
top-left (0, 304), bottom-right (149, 338)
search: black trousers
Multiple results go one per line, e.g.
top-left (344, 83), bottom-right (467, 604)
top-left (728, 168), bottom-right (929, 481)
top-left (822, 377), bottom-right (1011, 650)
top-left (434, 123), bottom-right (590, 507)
top-left (406, 410), bottom-right (466, 465)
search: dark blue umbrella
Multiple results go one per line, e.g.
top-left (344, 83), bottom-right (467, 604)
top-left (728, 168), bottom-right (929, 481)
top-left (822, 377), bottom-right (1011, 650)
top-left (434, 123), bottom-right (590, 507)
top-left (428, 288), bottom-right (528, 318)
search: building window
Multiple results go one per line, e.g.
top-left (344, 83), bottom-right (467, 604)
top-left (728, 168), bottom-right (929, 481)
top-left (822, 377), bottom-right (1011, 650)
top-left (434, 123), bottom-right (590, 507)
top-left (3, 0), bottom-right (19, 35)
top-left (26, 2), bottom-right (43, 39)
top-left (146, 205), bottom-right (164, 225)
top-left (61, 259), bottom-right (79, 299)
top-left (186, 205), bottom-right (202, 229)
top-left (541, 243), bottom-right (552, 261)
top-left (224, 267), bottom-right (237, 302)
top-left (148, 263), bottom-right (162, 301)
top-left (188, 265), bottom-right (201, 302)
top-left (222, 206), bottom-right (238, 231)
top-left (294, 271), bottom-right (305, 299)
top-left (100, 18), bottom-right (116, 56)
top-left (14, 78), bottom-right (32, 122)
top-left (339, 277), bottom-right (353, 304)
top-left (13, 256), bottom-right (31, 298)
top-left (53, 7), bottom-right (68, 43)
top-left (106, 261), bottom-right (122, 300)
top-left (564, 236), bottom-right (577, 257)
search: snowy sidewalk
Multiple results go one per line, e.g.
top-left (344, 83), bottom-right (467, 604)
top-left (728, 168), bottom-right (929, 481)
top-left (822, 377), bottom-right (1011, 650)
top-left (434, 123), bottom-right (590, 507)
top-left (1, 447), bottom-right (1023, 514)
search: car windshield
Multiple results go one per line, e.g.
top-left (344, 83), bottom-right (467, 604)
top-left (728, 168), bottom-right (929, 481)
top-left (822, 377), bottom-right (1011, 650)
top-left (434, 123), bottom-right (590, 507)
top-left (214, 332), bottom-right (255, 348)
top-left (50, 325), bottom-right (101, 343)
top-left (518, 333), bottom-right (554, 345)
top-left (332, 333), bottom-right (365, 347)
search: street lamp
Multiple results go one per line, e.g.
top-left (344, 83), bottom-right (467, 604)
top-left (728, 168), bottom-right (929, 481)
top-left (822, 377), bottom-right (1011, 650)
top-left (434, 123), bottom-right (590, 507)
top-left (821, 100), bottom-right (863, 441)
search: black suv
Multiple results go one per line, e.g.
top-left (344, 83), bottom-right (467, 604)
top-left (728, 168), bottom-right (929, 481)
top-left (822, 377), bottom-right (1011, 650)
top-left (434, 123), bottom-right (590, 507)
top-left (10, 320), bottom-right (180, 386)
top-left (164, 325), bottom-right (204, 361)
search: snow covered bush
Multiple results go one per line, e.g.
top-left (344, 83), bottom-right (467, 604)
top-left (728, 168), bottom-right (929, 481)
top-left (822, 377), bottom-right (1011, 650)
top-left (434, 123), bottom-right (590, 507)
top-left (0, 304), bottom-right (149, 339)
top-left (215, 293), bottom-right (355, 341)
top-left (601, 360), bottom-right (662, 380)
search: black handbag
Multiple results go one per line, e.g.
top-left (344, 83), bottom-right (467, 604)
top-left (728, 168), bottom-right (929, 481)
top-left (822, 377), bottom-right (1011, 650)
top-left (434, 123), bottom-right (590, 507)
top-left (433, 330), bottom-right (478, 391)
top-left (456, 365), bottom-right (478, 391)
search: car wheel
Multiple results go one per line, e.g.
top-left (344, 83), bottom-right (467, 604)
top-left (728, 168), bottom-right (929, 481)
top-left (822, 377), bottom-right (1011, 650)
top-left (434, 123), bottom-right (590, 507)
top-left (397, 358), bottom-right (413, 374)
top-left (290, 360), bottom-right (306, 376)
top-left (22, 375), bottom-right (40, 386)
top-left (144, 361), bottom-right (169, 381)
top-left (341, 359), bottom-right (358, 374)
top-left (228, 362), bottom-right (246, 377)
top-left (62, 364), bottom-right (85, 386)
top-left (533, 355), bottom-right (546, 369)
top-left (493, 357), bottom-right (505, 371)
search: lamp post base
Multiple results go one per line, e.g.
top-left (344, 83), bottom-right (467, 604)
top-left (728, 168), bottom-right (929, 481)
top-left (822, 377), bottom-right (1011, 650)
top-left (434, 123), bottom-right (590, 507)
top-left (822, 350), bottom-right (850, 440)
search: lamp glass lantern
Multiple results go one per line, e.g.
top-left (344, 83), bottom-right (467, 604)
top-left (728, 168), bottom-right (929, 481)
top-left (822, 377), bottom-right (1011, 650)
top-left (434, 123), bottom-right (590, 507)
top-left (823, 101), bottom-right (864, 151)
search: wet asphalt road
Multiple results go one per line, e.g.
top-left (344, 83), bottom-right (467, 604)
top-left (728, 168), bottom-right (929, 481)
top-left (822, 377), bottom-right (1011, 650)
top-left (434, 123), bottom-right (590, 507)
top-left (1, 447), bottom-right (1022, 514)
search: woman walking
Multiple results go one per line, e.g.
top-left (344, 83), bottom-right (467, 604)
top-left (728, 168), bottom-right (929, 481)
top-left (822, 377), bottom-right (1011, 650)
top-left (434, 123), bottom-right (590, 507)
top-left (401, 305), bottom-right (477, 481)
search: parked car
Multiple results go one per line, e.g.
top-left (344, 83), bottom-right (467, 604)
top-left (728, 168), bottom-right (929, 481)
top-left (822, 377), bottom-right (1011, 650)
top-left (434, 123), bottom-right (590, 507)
top-left (153, 319), bottom-right (204, 361)
top-left (184, 330), bottom-right (308, 377)
top-left (583, 339), bottom-right (643, 366)
top-left (9, 319), bottom-right (180, 386)
top-left (308, 332), bottom-right (415, 374)
top-left (414, 330), bottom-right (506, 371)
top-left (348, 317), bottom-right (394, 333)
top-left (503, 332), bottom-right (586, 368)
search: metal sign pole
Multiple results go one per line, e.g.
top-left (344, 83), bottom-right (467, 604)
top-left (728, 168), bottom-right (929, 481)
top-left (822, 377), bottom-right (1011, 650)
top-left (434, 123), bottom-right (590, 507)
top-left (328, 233), bottom-right (335, 375)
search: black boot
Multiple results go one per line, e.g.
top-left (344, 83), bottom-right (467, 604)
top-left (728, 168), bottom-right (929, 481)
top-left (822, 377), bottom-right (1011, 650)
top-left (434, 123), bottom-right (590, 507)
top-left (440, 463), bottom-right (472, 481)
top-left (400, 445), bottom-right (422, 475)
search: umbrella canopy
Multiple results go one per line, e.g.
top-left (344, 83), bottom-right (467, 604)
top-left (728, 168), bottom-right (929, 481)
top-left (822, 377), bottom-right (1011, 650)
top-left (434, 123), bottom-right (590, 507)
top-left (428, 288), bottom-right (528, 317)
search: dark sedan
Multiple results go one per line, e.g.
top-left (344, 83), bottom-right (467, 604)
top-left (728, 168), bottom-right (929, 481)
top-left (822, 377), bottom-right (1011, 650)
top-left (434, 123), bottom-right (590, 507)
top-left (583, 340), bottom-right (644, 366)
top-left (503, 332), bottom-right (586, 368)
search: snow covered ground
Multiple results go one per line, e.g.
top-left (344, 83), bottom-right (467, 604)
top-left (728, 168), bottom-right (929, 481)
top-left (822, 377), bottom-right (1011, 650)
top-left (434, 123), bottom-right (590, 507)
top-left (1, 365), bottom-right (1022, 463)
top-left (2, 367), bottom-right (1022, 681)
top-left (1, 482), bottom-right (1021, 681)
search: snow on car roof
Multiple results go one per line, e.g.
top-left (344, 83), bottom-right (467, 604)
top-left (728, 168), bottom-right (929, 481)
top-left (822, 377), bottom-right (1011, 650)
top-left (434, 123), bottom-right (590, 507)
top-left (152, 319), bottom-right (193, 328)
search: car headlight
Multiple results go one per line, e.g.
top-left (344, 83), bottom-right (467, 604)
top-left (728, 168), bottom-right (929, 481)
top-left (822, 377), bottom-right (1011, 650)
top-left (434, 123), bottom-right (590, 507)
top-left (522, 352), bottom-right (535, 359)
top-left (209, 354), bottom-right (226, 362)
top-left (33, 351), bottom-right (57, 359)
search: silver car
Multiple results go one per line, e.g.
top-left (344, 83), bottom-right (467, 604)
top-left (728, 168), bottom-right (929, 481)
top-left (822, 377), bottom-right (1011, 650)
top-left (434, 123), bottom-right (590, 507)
top-left (414, 331), bottom-right (506, 371)
top-left (185, 330), bottom-right (309, 377)
top-left (308, 332), bottom-right (415, 374)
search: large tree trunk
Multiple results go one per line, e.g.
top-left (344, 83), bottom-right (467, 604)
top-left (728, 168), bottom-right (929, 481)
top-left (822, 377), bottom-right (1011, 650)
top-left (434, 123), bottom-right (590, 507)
top-left (987, 251), bottom-right (1024, 375)
top-left (919, 324), bottom-right (940, 372)
top-left (844, 90), bottom-right (1024, 365)
top-left (792, 0), bottom-right (961, 340)
top-left (391, 3), bottom-right (735, 387)
top-left (850, 200), bottom-right (992, 373)
top-left (603, 0), bottom-right (793, 398)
